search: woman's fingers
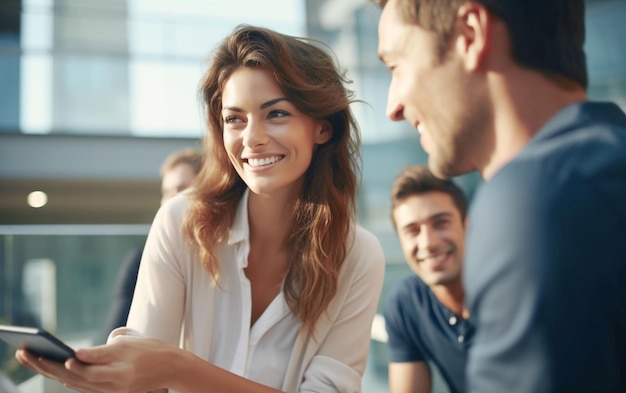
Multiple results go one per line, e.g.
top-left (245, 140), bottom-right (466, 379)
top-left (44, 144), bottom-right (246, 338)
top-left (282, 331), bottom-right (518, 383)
top-left (16, 349), bottom-right (64, 378)
top-left (16, 349), bottom-right (122, 393)
top-left (16, 336), bottom-right (173, 393)
top-left (73, 345), bottom-right (118, 365)
top-left (16, 350), bottom-right (88, 390)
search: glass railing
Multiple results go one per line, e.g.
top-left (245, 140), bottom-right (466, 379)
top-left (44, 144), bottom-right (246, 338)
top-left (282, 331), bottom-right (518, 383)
top-left (0, 224), bottom-right (148, 387)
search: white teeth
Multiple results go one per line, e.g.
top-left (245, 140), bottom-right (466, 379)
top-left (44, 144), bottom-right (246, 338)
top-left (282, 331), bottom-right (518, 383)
top-left (416, 250), bottom-right (450, 264)
top-left (247, 155), bottom-right (283, 168)
top-left (428, 254), bottom-right (447, 264)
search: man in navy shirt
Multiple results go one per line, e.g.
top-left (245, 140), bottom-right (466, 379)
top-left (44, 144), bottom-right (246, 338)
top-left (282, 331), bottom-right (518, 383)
top-left (374, 0), bottom-right (626, 391)
top-left (385, 166), bottom-right (473, 393)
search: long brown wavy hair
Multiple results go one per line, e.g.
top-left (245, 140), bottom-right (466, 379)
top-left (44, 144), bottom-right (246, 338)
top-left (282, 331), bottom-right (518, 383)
top-left (183, 25), bottom-right (361, 333)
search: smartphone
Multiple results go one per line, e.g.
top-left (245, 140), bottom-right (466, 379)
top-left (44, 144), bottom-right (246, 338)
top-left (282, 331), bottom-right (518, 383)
top-left (0, 324), bottom-right (77, 363)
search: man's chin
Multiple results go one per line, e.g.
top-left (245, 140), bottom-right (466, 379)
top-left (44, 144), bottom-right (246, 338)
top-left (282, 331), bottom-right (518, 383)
top-left (419, 133), bottom-right (432, 155)
top-left (427, 157), bottom-right (470, 180)
top-left (427, 159), bottom-right (452, 180)
top-left (425, 273), bottom-right (458, 287)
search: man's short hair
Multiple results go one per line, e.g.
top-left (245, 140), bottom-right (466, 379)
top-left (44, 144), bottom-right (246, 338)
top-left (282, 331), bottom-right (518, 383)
top-left (372, 0), bottom-right (587, 88)
top-left (391, 165), bottom-right (468, 225)
top-left (160, 148), bottom-right (204, 177)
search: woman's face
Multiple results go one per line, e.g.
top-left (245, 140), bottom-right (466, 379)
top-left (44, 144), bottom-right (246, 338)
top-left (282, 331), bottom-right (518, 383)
top-left (221, 68), bottom-right (331, 198)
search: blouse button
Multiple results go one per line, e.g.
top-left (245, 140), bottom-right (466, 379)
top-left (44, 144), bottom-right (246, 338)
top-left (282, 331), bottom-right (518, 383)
top-left (458, 335), bottom-right (464, 343)
top-left (448, 316), bottom-right (457, 325)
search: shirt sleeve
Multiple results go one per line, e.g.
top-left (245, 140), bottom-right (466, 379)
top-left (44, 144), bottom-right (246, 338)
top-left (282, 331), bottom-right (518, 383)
top-left (383, 279), bottom-right (426, 363)
top-left (126, 196), bottom-right (188, 346)
top-left (464, 160), bottom-right (626, 393)
top-left (298, 226), bottom-right (386, 393)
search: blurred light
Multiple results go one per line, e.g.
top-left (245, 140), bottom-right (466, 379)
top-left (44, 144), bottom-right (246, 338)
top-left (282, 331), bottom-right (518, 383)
top-left (27, 191), bottom-right (48, 208)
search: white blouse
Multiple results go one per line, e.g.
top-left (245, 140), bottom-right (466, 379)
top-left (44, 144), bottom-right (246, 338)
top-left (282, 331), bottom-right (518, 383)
top-left (126, 189), bottom-right (386, 392)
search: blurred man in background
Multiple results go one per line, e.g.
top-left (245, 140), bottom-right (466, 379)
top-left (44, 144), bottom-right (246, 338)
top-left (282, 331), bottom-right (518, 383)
top-left (104, 148), bottom-right (203, 336)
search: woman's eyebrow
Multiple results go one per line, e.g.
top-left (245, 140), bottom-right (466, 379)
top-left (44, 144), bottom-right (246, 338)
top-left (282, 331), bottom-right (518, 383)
top-left (260, 97), bottom-right (288, 110)
top-left (222, 97), bottom-right (289, 113)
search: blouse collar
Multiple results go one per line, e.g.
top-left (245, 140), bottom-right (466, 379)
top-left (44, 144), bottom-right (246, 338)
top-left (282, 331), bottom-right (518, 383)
top-left (227, 188), bottom-right (250, 246)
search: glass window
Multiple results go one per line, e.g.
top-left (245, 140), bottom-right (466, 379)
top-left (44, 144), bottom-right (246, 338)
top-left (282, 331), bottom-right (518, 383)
top-left (2, 0), bottom-right (306, 137)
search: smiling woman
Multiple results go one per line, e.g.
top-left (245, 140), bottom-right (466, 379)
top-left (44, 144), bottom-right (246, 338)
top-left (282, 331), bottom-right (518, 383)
top-left (221, 68), bottom-right (331, 198)
top-left (16, 25), bottom-right (386, 393)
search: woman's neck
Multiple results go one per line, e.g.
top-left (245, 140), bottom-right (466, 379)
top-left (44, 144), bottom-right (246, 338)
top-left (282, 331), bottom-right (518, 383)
top-left (247, 190), bottom-right (297, 248)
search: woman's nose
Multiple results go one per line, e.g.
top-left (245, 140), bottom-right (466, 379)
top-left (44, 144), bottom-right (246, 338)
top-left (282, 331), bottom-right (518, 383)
top-left (242, 120), bottom-right (269, 148)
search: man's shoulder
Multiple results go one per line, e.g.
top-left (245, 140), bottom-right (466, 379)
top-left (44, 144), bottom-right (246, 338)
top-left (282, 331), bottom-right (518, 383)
top-left (385, 275), bottom-right (433, 311)
top-left (509, 101), bottom-right (626, 182)
top-left (474, 102), bottom-right (626, 221)
top-left (384, 275), bottom-right (431, 335)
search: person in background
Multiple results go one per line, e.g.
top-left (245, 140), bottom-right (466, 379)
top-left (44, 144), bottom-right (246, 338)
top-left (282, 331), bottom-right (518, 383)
top-left (374, 0), bottom-right (626, 391)
top-left (385, 165), bottom-right (472, 393)
top-left (104, 147), bottom-right (203, 337)
top-left (17, 24), bottom-right (385, 393)
top-left (158, 148), bottom-right (204, 205)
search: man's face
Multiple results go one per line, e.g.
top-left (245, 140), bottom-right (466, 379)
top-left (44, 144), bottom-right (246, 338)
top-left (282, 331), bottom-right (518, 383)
top-left (377, 0), bottom-right (488, 178)
top-left (160, 162), bottom-right (197, 205)
top-left (392, 191), bottom-right (465, 287)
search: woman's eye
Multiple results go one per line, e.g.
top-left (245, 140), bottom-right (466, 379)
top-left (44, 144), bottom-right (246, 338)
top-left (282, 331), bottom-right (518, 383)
top-left (224, 116), bottom-right (241, 124)
top-left (269, 110), bottom-right (289, 119)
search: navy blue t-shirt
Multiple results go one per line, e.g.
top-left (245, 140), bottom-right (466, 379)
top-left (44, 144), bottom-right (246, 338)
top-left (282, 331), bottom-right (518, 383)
top-left (384, 275), bottom-right (474, 393)
top-left (465, 102), bottom-right (626, 392)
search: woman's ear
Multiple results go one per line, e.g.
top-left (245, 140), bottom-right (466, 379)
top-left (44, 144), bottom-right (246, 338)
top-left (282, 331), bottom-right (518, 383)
top-left (315, 120), bottom-right (333, 145)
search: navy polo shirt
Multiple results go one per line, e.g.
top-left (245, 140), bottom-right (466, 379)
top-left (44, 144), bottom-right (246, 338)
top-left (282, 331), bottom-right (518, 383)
top-left (384, 275), bottom-right (474, 393)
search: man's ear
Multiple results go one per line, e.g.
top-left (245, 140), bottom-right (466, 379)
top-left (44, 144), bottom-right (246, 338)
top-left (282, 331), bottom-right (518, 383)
top-left (463, 214), bottom-right (470, 229)
top-left (454, 2), bottom-right (491, 71)
top-left (315, 120), bottom-right (333, 144)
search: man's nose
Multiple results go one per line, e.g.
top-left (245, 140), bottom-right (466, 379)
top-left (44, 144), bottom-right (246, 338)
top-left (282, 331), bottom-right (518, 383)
top-left (417, 226), bottom-right (441, 252)
top-left (386, 84), bottom-right (405, 121)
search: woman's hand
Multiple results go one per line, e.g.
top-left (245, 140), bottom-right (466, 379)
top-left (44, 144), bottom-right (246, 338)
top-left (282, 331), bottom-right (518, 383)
top-left (15, 331), bottom-right (177, 393)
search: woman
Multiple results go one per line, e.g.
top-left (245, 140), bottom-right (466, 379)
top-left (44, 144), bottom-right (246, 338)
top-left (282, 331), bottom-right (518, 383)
top-left (16, 25), bottom-right (385, 393)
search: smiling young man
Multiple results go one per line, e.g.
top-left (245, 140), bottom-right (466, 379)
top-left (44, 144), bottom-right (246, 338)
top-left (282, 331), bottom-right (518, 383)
top-left (385, 165), bottom-right (472, 393)
top-left (374, 0), bottom-right (626, 392)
